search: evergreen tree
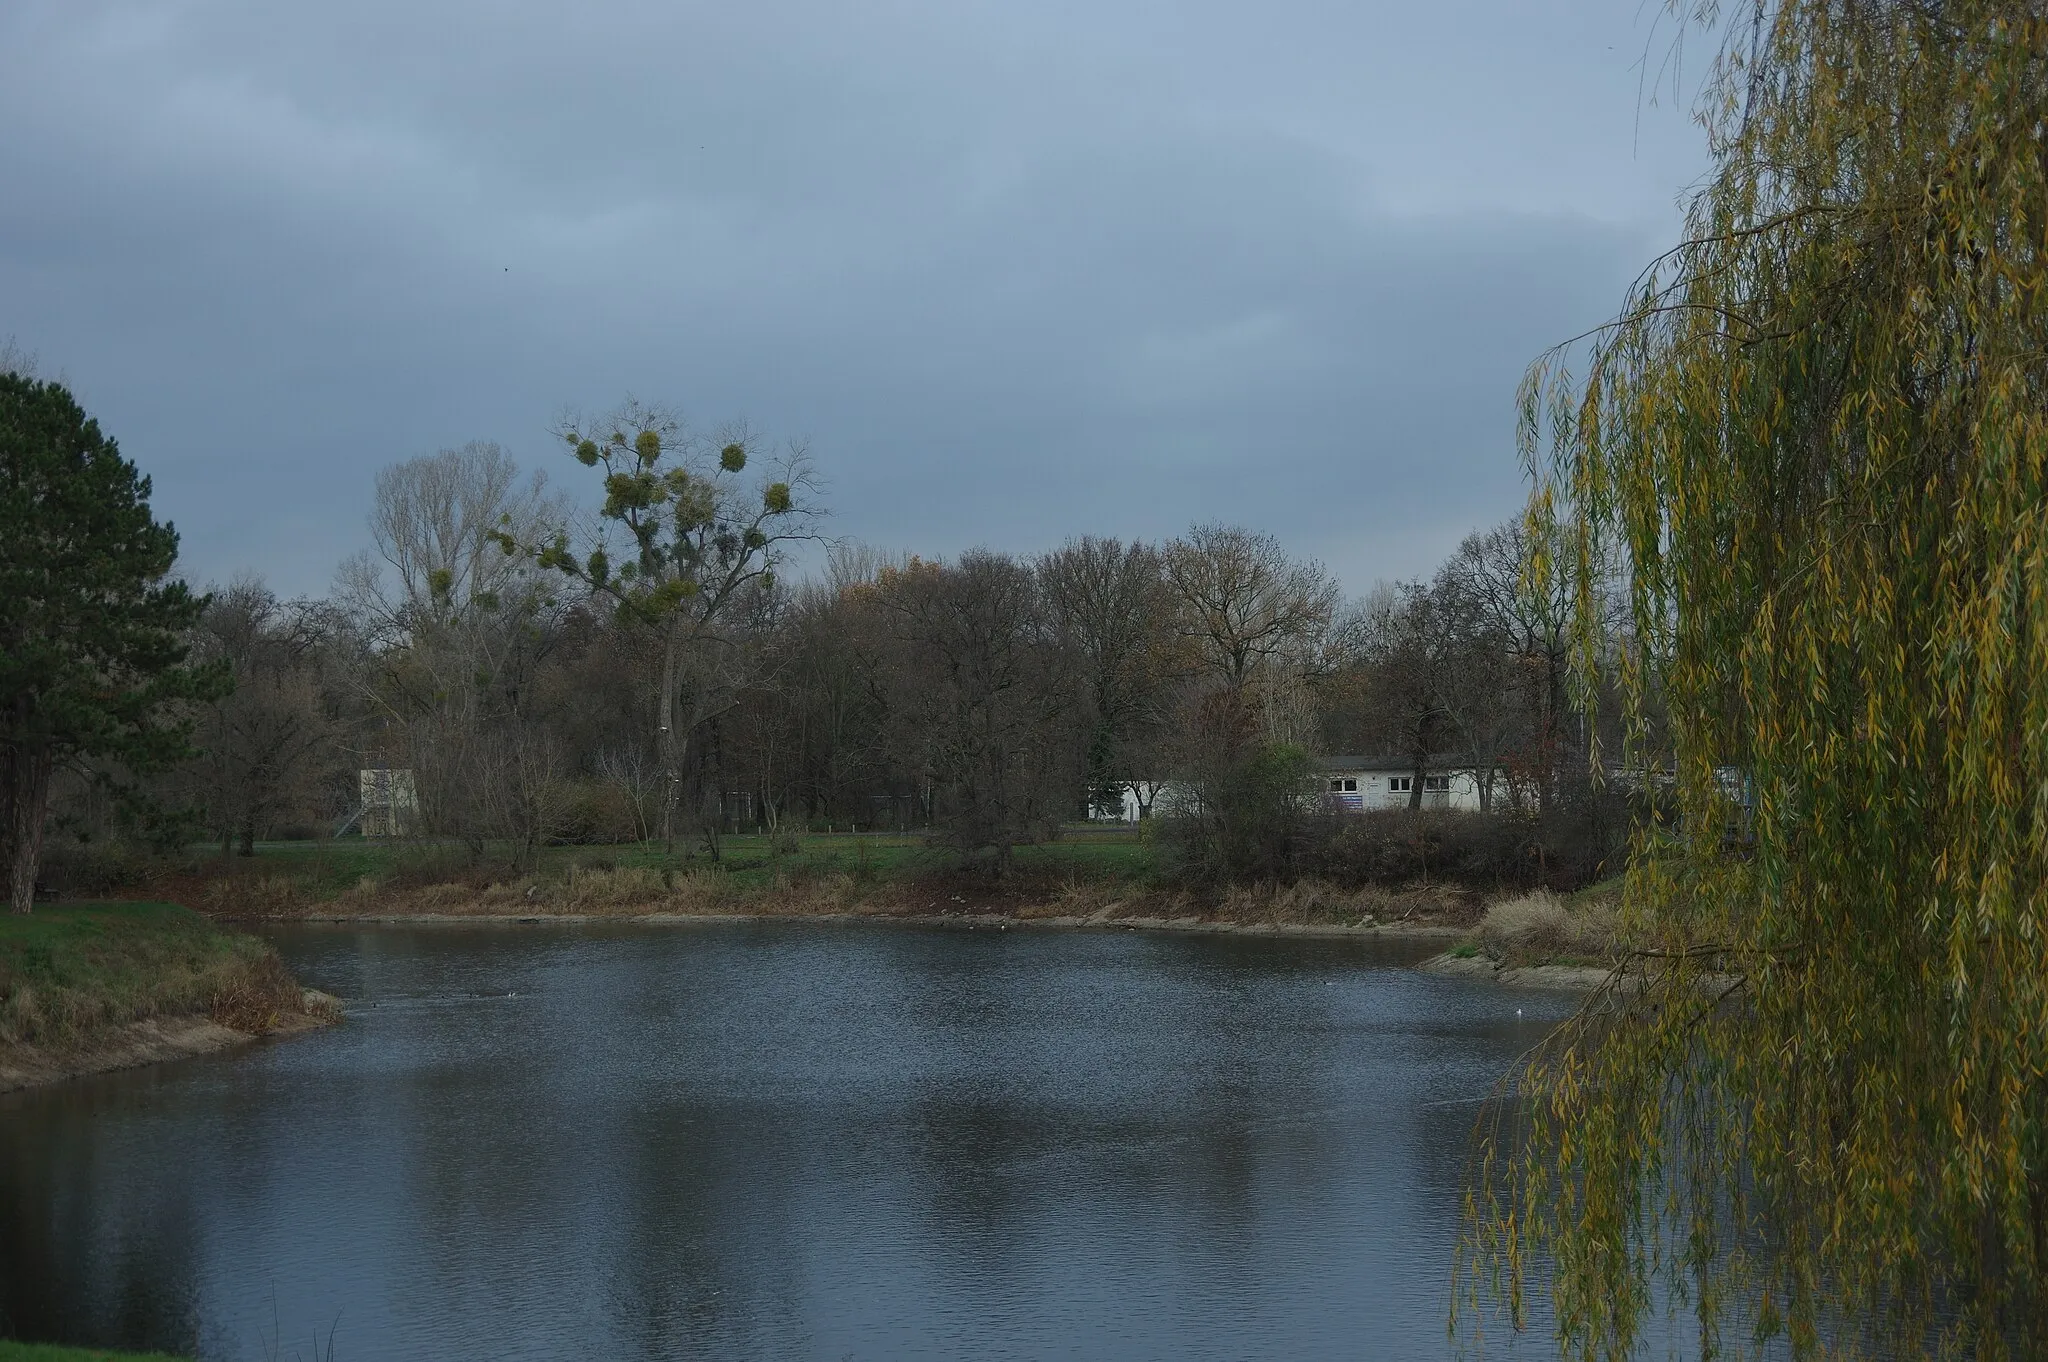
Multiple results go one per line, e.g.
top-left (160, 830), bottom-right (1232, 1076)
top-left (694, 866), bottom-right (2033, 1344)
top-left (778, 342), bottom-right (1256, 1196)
top-left (0, 373), bottom-right (218, 912)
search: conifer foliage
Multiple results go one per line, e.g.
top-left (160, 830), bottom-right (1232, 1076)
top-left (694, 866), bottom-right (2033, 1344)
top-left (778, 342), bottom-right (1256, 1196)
top-left (0, 374), bottom-right (217, 912)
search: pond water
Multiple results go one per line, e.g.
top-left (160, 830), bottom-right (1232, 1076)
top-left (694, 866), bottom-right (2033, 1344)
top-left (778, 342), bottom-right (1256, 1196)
top-left (2, 921), bottom-right (1588, 1361)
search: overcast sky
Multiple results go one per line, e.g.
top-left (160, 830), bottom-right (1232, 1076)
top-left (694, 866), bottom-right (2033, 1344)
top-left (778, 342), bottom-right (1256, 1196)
top-left (1, 1), bottom-right (1710, 598)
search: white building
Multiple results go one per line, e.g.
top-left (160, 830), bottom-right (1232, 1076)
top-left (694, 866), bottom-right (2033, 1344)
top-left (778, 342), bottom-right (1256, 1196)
top-left (1111, 779), bottom-right (1197, 823)
top-left (1316, 755), bottom-right (1491, 812)
top-left (1108, 755), bottom-right (1497, 822)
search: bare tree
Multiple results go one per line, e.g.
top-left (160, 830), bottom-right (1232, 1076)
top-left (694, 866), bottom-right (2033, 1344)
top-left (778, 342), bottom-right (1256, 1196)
top-left (0, 337), bottom-right (35, 380)
top-left (335, 442), bottom-right (571, 856)
top-left (1353, 581), bottom-right (1461, 810)
top-left (770, 572), bottom-right (898, 829)
top-left (494, 400), bottom-right (823, 860)
top-left (1160, 524), bottom-right (1337, 753)
top-left (1433, 517), bottom-right (1620, 812)
top-left (336, 441), bottom-right (565, 645)
top-left (1163, 525), bottom-right (1338, 690)
top-left (594, 745), bottom-right (663, 843)
top-left (492, 729), bottom-right (570, 872)
top-left (1037, 537), bottom-right (1185, 815)
top-left (881, 552), bottom-right (1079, 870)
top-left (187, 579), bottom-right (337, 853)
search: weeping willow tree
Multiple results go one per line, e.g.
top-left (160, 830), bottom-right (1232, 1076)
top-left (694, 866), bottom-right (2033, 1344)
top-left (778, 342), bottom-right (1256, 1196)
top-left (1462, 2), bottom-right (2048, 1357)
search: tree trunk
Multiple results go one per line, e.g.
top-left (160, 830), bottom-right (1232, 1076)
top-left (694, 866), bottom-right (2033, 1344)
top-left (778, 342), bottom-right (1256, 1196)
top-left (658, 618), bottom-right (681, 856)
top-left (6, 746), bottom-right (53, 914)
top-left (238, 817), bottom-right (256, 857)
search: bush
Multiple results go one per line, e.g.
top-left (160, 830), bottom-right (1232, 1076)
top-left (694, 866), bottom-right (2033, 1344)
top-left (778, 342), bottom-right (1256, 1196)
top-left (36, 842), bottom-right (154, 897)
top-left (1476, 889), bottom-right (1618, 962)
top-left (1159, 743), bottom-right (1322, 884)
top-left (552, 781), bottom-right (647, 844)
top-left (1299, 783), bottom-right (1637, 893)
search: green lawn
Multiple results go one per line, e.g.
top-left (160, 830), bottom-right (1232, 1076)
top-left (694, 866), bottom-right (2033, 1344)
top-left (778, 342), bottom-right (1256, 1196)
top-left (0, 1341), bottom-right (187, 1361)
top-left (0, 901), bottom-right (287, 1046)
top-left (200, 826), bottom-right (1163, 902)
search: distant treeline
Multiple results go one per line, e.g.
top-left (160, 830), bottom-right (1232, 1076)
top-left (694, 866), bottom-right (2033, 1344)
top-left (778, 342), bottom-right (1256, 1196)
top-left (45, 418), bottom-right (1646, 882)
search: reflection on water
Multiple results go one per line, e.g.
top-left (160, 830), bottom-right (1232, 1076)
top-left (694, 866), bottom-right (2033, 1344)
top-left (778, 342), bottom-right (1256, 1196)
top-left (2, 921), bottom-right (1580, 1361)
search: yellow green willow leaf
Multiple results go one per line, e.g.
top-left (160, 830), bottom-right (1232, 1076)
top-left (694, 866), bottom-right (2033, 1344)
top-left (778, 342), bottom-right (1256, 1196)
top-left (1458, 2), bottom-right (2048, 1358)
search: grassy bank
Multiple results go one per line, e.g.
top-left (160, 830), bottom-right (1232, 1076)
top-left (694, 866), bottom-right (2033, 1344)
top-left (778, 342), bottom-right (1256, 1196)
top-left (0, 901), bottom-right (330, 1050)
top-left (45, 830), bottom-right (1497, 933)
top-left (188, 836), bottom-right (1472, 930)
top-left (1419, 878), bottom-right (1629, 987)
top-left (207, 829), bottom-right (1160, 901)
top-left (0, 1343), bottom-right (189, 1362)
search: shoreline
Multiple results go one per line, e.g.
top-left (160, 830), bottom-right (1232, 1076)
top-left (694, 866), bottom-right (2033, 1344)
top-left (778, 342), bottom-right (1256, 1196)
top-left (224, 905), bottom-right (1471, 941)
top-left (285, 909), bottom-right (1612, 992)
top-left (1, 907), bottom-right (1591, 1099)
top-left (1417, 950), bottom-right (1617, 991)
top-left (0, 990), bottom-right (341, 1097)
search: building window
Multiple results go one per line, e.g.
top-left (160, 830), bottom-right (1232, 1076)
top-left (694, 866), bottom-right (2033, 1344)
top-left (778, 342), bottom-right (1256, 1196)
top-left (1423, 775), bottom-right (1450, 792)
top-left (1388, 776), bottom-right (1412, 793)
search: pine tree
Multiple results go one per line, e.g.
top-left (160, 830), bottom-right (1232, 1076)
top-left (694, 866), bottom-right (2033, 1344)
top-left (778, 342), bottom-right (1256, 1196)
top-left (0, 373), bottom-right (219, 912)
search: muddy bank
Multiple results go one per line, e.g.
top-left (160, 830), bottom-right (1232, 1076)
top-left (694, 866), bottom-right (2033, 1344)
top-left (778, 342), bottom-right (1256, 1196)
top-left (1418, 951), bottom-right (1616, 991)
top-left (251, 903), bottom-right (1470, 942)
top-left (0, 990), bottom-right (341, 1095)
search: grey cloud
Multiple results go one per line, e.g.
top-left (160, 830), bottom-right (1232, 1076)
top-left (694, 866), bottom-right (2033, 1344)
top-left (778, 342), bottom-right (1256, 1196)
top-left (0, 0), bottom-right (1701, 597)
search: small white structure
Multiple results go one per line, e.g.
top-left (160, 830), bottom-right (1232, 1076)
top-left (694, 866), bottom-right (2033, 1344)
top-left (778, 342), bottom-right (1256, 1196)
top-left (1113, 779), bottom-right (1196, 823)
top-left (358, 768), bottom-right (420, 837)
top-left (1109, 756), bottom-right (1498, 821)
top-left (1317, 756), bottom-right (1491, 812)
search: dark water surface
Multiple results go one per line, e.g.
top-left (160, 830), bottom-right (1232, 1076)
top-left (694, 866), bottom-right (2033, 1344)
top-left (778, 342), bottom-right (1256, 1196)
top-left (2, 921), bottom-right (1583, 1361)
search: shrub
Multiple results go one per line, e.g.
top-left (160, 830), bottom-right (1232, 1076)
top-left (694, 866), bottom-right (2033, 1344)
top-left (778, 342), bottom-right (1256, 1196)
top-left (209, 949), bottom-right (315, 1033)
top-left (1301, 788), bottom-right (1636, 893)
top-left (1475, 889), bottom-right (1617, 962)
top-left (553, 781), bottom-right (646, 844)
top-left (36, 841), bottom-right (153, 896)
top-left (1160, 742), bottom-right (1322, 884)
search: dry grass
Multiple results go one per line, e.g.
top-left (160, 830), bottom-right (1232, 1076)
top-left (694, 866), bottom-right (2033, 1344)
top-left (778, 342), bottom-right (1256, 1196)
top-left (1218, 879), bottom-right (1381, 925)
top-left (1, 903), bottom-right (327, 1048)
top-left (295, 863), bottom-right (872, 920)
top-left (175, 849), bottom-right (1479, 936)
top-left (208, 949), bottom-right (330, 1034)
top-left (1021, 878), bottom-right (1125, 919)
top-left (200, 874), bottom-right (306, 918)
top-left (560, 865), bottom-right (669, 910)
top-left (1476, 890), bottom-right (1619, 963)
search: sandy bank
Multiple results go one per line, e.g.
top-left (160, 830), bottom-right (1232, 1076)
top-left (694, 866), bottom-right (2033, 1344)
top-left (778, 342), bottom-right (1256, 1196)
top-left (0, 990), bottom-right (341, 1096)
top-left (1418, 951), bottom-right (1618, 991)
